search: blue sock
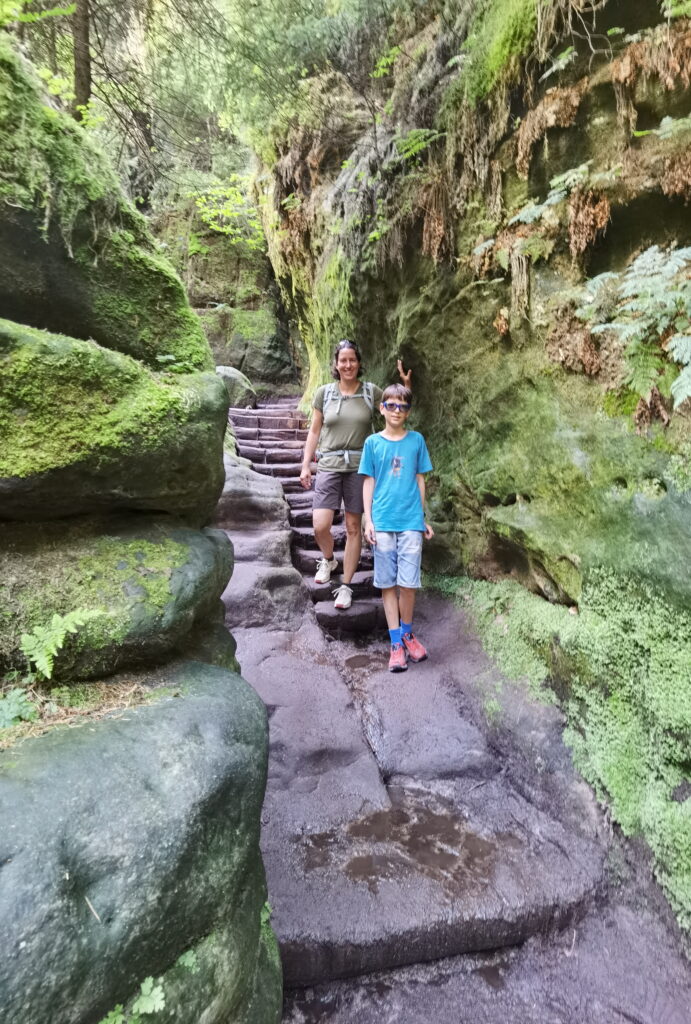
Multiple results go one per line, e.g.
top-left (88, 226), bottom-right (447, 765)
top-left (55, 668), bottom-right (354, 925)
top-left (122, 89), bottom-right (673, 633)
top-left (388, 626), bottom-right (402, 646)
top-left (400, 620), bottom-right (412, 638)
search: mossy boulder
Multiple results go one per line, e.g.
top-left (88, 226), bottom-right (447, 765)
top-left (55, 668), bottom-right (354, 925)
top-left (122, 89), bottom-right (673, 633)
top-left (217, 364), bottom-right (257, 407)
top-left (199, 304), bottom-right (296, 387)
top-left (0, 660), bottom-right (281, 1024)
top-left (0, 515), bottom-right (233, 680)
top-left (0, 319), bottom-right (228, 523)
top-left (0, 36), bottom-right (211, 370)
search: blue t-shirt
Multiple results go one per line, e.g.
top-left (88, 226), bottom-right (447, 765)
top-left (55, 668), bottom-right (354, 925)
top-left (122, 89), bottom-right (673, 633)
top-left (359, 430), bottom-right (433, 531)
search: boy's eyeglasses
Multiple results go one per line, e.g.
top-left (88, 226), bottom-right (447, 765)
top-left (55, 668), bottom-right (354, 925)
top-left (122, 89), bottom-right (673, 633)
top-left (382, 401), bottom-right (411, 412)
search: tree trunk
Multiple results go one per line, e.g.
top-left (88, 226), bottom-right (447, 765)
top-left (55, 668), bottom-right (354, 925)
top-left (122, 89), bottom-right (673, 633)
top-left (72, 0), bottom-right (91, 120)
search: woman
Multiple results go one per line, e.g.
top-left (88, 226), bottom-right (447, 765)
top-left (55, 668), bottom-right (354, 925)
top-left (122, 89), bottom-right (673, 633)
top-left (299, 339), bottom-right (411, 610)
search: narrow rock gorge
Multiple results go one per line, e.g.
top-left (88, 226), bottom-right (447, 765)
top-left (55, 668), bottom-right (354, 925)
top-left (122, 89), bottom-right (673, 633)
top-left (1, 1), bottom-right (690, 1021)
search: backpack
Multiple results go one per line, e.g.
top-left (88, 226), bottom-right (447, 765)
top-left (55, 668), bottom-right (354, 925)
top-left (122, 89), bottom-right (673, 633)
top-left (322, 380), bottom-right (376, 419)
top-left (317, 381), bottom-right (377, 467)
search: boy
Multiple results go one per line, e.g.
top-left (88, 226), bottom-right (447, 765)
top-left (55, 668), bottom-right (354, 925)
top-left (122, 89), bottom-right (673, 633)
top-left (359, 384), bottom-right (434, 672)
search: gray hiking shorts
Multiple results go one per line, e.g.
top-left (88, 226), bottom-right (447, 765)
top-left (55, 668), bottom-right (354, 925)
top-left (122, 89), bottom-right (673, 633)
top-left (312, 470), bottom-right (364, 515)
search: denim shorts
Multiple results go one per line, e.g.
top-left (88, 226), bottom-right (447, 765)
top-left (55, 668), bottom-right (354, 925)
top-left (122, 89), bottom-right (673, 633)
top-left (373, 530), bottom-right (423, 589)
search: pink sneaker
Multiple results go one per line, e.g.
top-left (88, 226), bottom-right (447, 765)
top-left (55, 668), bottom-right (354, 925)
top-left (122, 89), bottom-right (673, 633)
top-left (388, 643), bottom-right (408, 673)
top-left (402, 631), bottom-right (427, 662)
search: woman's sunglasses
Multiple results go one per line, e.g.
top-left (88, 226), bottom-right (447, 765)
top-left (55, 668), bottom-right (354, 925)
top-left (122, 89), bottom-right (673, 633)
top-left (382, 401), bottom-right (411, 412)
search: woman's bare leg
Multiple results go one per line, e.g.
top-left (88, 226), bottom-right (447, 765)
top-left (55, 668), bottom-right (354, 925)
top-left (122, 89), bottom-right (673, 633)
top-left (342, 511), bottom-right (362, 583)
top-left (313, 508), bottom-right (336, 560)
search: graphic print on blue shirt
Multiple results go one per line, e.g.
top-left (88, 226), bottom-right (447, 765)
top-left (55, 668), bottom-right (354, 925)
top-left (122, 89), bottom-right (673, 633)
top-left (359, 430), bottom-right (433, 532)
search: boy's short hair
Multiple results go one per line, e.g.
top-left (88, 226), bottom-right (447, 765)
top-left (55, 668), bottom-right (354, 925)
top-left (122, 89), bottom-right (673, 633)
top-left (381, 383), bottom-right (412, 406)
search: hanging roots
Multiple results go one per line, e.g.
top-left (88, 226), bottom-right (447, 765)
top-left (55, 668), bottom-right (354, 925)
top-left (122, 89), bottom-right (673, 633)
top-left (612, 22), bottom-right (691, 131)
top-left (516, 79), bottom-right (589, 179)
top-left (661, 152), bottom-right (691, 203)
top-left (510, 250), bottom-right (530, 319)
top-left (634, 386), bottom-right (670, 435)
top-left (546, 314), bottom-right (601, 375)
top-left (420, 168), bottom-right (453, 264)
top-left (568, 189), bottom-right (610, 259)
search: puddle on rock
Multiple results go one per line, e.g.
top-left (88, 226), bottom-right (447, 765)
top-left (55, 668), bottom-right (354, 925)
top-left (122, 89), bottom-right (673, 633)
top-left (302, 788), bottom-right (514, 896)
top-left (474, 965), bottom-right (505, 990)
top-left (344, 650), bottom-right (390, 674)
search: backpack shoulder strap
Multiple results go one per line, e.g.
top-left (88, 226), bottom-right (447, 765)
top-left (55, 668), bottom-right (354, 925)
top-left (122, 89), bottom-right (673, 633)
top-left (362, 381), bottom-right (374, 414)
top-left (323, 382), bottom-right (343, 415)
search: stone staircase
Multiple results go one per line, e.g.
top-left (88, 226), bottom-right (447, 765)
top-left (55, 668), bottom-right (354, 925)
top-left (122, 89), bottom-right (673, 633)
top-left (229, 398), bottom-right (385, 638)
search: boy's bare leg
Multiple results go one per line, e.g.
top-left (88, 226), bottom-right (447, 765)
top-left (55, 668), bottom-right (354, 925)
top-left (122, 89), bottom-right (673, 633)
top-left (342, 511), bottom-right (362, 583)
top-left (398, 587), bottom-right (416, 625)
top-left (381, 587), bottom-right (400, 630)
top-left (313, 508), bottom-right (336, 560)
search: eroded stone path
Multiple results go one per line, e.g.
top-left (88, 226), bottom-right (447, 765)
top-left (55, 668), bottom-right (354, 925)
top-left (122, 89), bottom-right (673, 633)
top-left (217, 400), bottom-right (691, 1023)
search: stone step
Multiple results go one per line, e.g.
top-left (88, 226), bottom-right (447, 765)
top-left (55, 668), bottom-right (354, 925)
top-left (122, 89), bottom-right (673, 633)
top-left (293, 547), bottom-right (372, 575)
top-left (238, 446), bottom-right (304, 464)
top-left (231, 413), bottom-right (307, 430)
top-left (281, 480), bottom-right (307, 494)
top-left (233, 426), bottom-right (309, 442)
top-left (285, 491), bottom-right (315, 509)
top-left (303, 571), bottom-right (377, 603)
top-left (291, 525), bottom-right (346, 550)
top-left (289, 509), bottom-right (342, 527)
top-left (315, 599), bottom-right (387, 637)
top-left (252, 462), bottom-right (308, 478)
top-left (232, 403), bottom-right (301, 414)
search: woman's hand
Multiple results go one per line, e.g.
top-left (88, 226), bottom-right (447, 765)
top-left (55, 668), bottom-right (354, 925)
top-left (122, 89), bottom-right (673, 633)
top-left (397, 358), bottom-right (412, 389)
top-left (424, 522), bottom-right (434, 540)
top-left (299, 465), bottom-right (312, 489)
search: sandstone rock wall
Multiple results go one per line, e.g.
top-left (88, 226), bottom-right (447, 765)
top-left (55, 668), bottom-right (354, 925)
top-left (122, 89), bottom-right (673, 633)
top-left (257, 1), bottom-right (691, 931)
top-left (0, 37), bottom-right (281, 1023)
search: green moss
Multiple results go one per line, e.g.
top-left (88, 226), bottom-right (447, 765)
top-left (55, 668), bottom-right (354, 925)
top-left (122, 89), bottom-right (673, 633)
top-left (441, 0), bottom-right (539, 112)
top-left (0, 527), bottom-right (187, 671)
top-left (0, 36), bottom-right (212, 371)
top-left (431, 569), bottom-right (691, 931)
top-left (602, 387), bottom-right (640, 418)
top-left (0, 319), bottom-right (206, 479)
top-left (0, 35), bottom-right (118, 238)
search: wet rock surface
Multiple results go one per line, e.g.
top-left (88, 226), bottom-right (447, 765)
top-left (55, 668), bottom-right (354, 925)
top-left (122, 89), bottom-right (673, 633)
top-left (219, 399), bottom-right (691, 1021)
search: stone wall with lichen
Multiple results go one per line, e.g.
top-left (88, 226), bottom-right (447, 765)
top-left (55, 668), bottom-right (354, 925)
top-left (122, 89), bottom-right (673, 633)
top-left (152, 197), bottom-right (300, 398)
top-left (0, 35), bottom-right (281, 1023)
top-left (258, 1), bottom-right (691, 931)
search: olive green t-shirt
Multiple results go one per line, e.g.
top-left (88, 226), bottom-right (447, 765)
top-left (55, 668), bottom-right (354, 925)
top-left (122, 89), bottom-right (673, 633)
top-left (313, 382), bottom-right (383, 472)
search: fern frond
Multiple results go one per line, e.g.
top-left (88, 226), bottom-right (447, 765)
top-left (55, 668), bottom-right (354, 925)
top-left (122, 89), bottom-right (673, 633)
top-left (667, 335), bottom-right (691, 365)
top-left (20, 608), bottom-right (103, 680)
top-left (625, 342), bottom-right (666, 397)
top-left (671, 365), bottom-right (691, 408)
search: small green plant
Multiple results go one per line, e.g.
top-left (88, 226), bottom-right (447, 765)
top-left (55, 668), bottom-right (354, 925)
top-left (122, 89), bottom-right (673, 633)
top-left (634, 114), bottom-right (691, 140)
top-left (187, 232), bottom-right (210, 257)
top-left (371, 44), bottom-right (401, 79)
top-left (578, 244), bottom-right (691, 407)
top-left (393, 128), bottom-right (445, 163)
top-left (538, 45), bottom-right (576, 83)
top-left (192, 175), bottom-right (265, 253)
top-left (175, 949), bottom-right (199, 974)
top-left (20, 609), bottom-right (103, 681)
top-left (280, 192), bottom-right (302, 212)
top-left (509, 162), bottom-right (590, 225)
top-left (0, 688), bottom-right (38, 729)
top-left (484, 696), bottom-right (502, 725)
top-left (97, 977), bottom-right (165, 1024)
top-left (661, 0), bottom-right (691, 18)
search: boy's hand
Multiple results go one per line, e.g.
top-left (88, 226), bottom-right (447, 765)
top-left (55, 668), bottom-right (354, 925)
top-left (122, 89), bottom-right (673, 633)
top-left (397, 358), bottom-right (412, 389)
top-left (363, 519), bottom-right (376, 545)
top-left (424, 522), bottom-right (434, 539)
